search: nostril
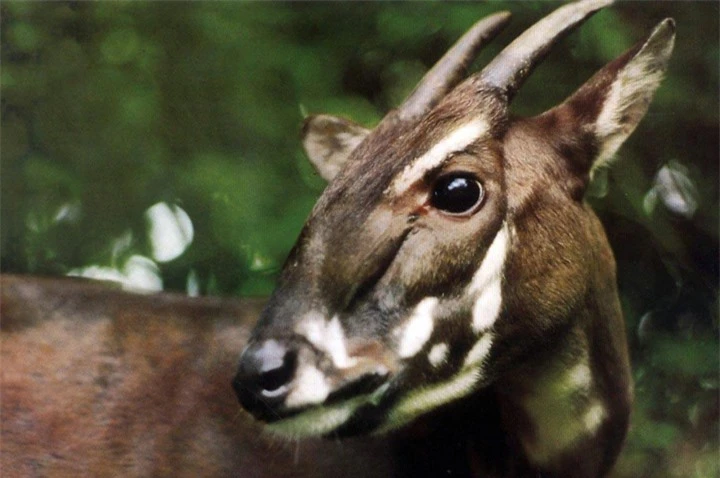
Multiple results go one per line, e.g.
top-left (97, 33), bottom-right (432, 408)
top-left (236, 339), bottom-right (298, 402)
top-left (258, 350), bottom-right (297, 395)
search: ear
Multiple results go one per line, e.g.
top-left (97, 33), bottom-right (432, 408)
top-left (301, 114), bottom-right (371, 182)
top-left (552, 19), bottom-right (675, 173)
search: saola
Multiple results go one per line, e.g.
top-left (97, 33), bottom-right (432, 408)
top-left (1, 2), bottom-right (675, 478)
top-left (233, 0), bottom-right (675, 476)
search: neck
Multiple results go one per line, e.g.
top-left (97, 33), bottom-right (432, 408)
top-left (497, 317), bottom-right (631, 477)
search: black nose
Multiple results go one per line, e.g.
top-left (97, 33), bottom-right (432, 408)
top-left (233, 339), bottom-right (298, 421)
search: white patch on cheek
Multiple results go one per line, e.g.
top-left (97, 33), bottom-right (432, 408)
top-left (391, 118), bottom-right (489, 194)
top-left (463, 333), bottom-right (493, 368)
top-left (325, 315), bottom-right (356, 368)
top-left (296, 313), bottom-right (356, 369)
top-left (472, 282), bottom-right (502, 333)
top-left (395, 297), bottom-right (438, 358)
top-left (467, 222), bottom-right (510, 333)
top-left (285, 364), bottom-right (330, 408)
top-left (428, 343), bottom-right (449, 367)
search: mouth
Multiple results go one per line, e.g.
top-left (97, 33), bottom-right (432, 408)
top-left (262, 372), bottom-right (393, 438)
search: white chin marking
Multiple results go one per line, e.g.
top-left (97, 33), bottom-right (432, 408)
top-left (392, 118), bottom-right (489, 194)
top-left (396, 297), bottom-right (438, 358)
top-left (268, 395), bottom-right (371, 438)
top-left (468, 222), bottom-right (510, 333)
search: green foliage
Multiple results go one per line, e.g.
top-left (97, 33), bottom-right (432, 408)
top-left (1, 1), bottom-right (717, 475)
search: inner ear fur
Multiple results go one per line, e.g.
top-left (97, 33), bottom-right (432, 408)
top-left (301, 114), bottom-right (371, 182)
top-left (543, 18), bottom-right (675, 176)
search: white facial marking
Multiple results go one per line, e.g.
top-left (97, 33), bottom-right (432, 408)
top-left (325, 315), bottom-right (356, 368)
top-left (467, 222), bottom-right (510, 333)
top-left (472, 282), bottom-right (502, 333)
top-left (428, 343), bottom-right (449, 367)
top-left (379, 368), bottom-right (481, 433)
top-left (463, 333), bottom-right (493, 368)
top-left (370, 383), bottom-right (391, 406)
top-left (392, 118), bottom-right (489, 194)
top-left (285, 364), bottom-right (330, 408)
top-left (396, 297), bottom-right (438, 358)
top-left (296, 312), bottom-right (356, 369)
top-left (381, 332), bottom-right (499, 432)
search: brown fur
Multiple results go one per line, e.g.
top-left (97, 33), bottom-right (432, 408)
top-left (1, 275), bottom-right (394, 478)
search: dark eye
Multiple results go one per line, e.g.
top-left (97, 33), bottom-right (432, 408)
top-left (430, 174), bottom-right (484, 215)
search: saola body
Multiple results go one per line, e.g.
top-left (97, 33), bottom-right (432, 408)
top-left (1, 276), bottom-right (394, 477)
top-left (234, 1), bottom-right (675, 477)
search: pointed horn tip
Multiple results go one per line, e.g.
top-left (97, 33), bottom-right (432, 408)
top-left (578, 0), bottom-right (614, 10)
top-left (463, 11), bottom-right (512, 42)
top-left (483, 10), bottom-right (512, 26)
top-left (551, 0), bottom-right (614, 20)
top-left (475, 11), bottom-right (512, 36)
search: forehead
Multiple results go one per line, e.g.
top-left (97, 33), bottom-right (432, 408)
top-left (312, 82), bottom-right (506, 225)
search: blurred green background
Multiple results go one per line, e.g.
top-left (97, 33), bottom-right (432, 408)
top-left (1, 1), bottom-right (717, 476)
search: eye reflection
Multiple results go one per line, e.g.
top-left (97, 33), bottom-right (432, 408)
top-left (430, 174), bottom-right (484, 215)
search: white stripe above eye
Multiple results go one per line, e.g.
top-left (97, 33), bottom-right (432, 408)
top-left (392, 118), bottom-right (489, 194)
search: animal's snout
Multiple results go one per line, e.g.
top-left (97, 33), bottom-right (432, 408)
top-left (233, 339), bottom-right (299, 420)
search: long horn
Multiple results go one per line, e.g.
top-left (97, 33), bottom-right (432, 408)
top-left (397, 11), bottom-right (511, 122)
top-left (479, 0), bottom-right (612, 102)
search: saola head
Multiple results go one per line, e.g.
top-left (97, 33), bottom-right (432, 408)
top-left (233, 0), bottom-right (674, 440)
